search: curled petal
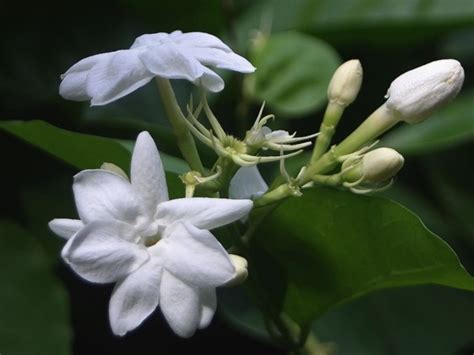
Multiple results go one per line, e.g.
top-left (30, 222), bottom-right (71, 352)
top-left (62, 220), bottom-right (148, 283)
top-left (155, 222), bottom-right (235, 287)
top-left (198, 288), bottom-right (217, 329)
top-left (159, 270), bottom-right (200, 338)
top-left (59, 52), bottom-right (113, 101)
top-left (130, 32), bottom-right (171, 49)
top-left (48, 218), bottom-right (84, 239)
top-left (173, 31), bottom-right (231, 51)
top-left (73, 169), bottom-right (141, 225)
top-left (109, 259), bottom-right (162, 336)
top-left (229, 166), bottom-right (268, 200)
top-left (199, 66), bottom-right (225, 93)
top-left (185, 47), bottom-right (255, 73)
top-left (131, 131), bottom-right (169, 215)
top-left (86, 50), bottom-right (154, 106)
top-left (155, 198), bottom-right (253, 230)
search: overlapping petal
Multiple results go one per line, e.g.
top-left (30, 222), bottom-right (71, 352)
top-left (48, 218), bottom-right (84, 239)
top-left (62, 221), bottom-right (148, 283)
top-left (86, 50), bottom-right (154, 106)
top-left (109, 259), bottom-right (162, 336)
top-left (73, 169), bottom-right (141, 225)
top-left (155, 197), bottom-right (252, 230)
top-left (198, 288), bottom-right (217, 329)
top-left (131, 131), bottom-right (169, 214)
top-left (159, 270), bottom-right (201, 338)
top-left (154, 222), bottom-right (235, 287)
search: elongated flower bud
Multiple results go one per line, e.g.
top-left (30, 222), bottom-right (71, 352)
top-left (327, 59), bottom-right (363, 107)
top-left (385, 59), bottom-right (464, 124)
top-left (361, 148), bottom-right (404, 182)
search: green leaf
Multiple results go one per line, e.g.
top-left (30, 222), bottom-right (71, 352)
top-left (383, 91), bottom-right (474, 155)
top-left (247, 31), bottom-right (340, 117)
top-left (237, 0), bottom-right (474, 45)
top-left (250, 188), bottom-right (474, 328)
top-left (0, 220), bottom-right (71, 355)
top-left (0, 120), bottom-right (186, 197)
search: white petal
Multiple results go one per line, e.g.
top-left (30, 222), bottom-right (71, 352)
top-left (199, 66), bottom-right (225, 93)
top-left (265, 129), bottom-right (292, 142)
top-left (187, 47), bottom-right (255, 73)
top-left (156, 222), bottom-right (235, 287)
top-left (229, 166), bottom-right (268, 200)
top-left (109, 259), bottom-right (162, 336)
top-left (155, 197), bottom-right (253, 230)
top-left (159, 270), bottom-right (200, 338)
top-left (139, 42), bottom-right (204, 82)
top-left (131, 132), bottom-right (169, 216)
top-left (198, 288), bottom-right (216, 329)
top-left (48, 218), bottom-right (84, 239)
top-left (59, 52), bottom-right (113, 101)
top-left (73, 169), bottom-right (142, 225)
top-left (130, 32), bottom-right (170, 49)
top-left (174, 31), bottom-right (231, 51)
top-left (62, 220), bottom-right (148, 283)
top-left (86, 50), bottom-right (154, 106)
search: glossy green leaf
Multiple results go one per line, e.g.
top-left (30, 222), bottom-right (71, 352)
top-left (0, 220), bottom-right (71, 355)
top-left (250, 187), bottom-right (474, 328)
top-left (0, 120), bottom-right (186, 197)
top-left (383, 91), bottom-right (474, 155)
top-left (247, 31), bottom-right (340, 117)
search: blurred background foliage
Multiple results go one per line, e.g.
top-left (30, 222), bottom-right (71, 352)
top-left (1, 0), bottom-right (474, 354)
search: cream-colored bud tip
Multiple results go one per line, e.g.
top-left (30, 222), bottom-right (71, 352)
top-left (224, 254), bottom-right (249, 286)
top-left (362, 147), bottom-right (404, 182)
top-left (385, 59), bottom-right (464, 124)
top-left (327, 59), bottom-right (363, 107)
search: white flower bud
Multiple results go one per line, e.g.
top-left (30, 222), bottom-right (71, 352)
top-left (362, 148), bottom-right (404, 182)
top-left (327, 59), bottom-right (363, 107)
top-left (385, 59), bottom-right (464, 124)
top-left (224, 254), bottom-right (248, 286)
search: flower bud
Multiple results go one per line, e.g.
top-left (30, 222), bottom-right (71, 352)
top-left (385, 59), bottom-right (464, 124)
top-left (327, 59), bottom-right (363, 107)
top-left (361, 148), bottom-right (404, 182)
top-left (100, 162), bottom-right (128, 180)
top-left (224, 254), bottom-right (248, 286)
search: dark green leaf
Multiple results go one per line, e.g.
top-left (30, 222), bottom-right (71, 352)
top-left (0, 220), bottom-right (71, 355)
top-left (0, 120), bottom-right (186, 198)
top-left (251, 188), bottom-right (474, 328)
top-left (383, 91), bottom-right (474, 155)
top-left (247, 31), bottom-right (340, 117)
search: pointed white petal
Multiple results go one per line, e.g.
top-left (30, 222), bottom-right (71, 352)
top-left (198, 288), bottom-right (217, 329)
top-left (159, 270), bottom-right (200, 338)
top-left (139, 43), bottom-right (204, 82)
top-left (229, 166), bottom-right (268, 200)
top-left (48, 218), bottom-right (84, 239)
top-left (59, 52), bottom-right (113, 101)
top-left (73, 169), bottom-right (141, 225)
top-left (109, 259), bottom-right (162, 336)
top-left (188, 47), bottom-right (255, 73)
top-left (155, 198), bottom-right (253, 230)
top-left (131, 132), bottom-right (168, 215)
top-left (156, 222), bottom-right (234, 287)
top-left (174, 32), bottom-right (231, 51)
top-left (86, 50), bottom-right (154, 106)
top-left (61, 220), bottom-right (148, 283)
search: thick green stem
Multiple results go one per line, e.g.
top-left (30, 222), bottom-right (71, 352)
top-left (156, 78), bottom-right (204, 173)
top-left (310, 102), bottom-right (344, 163)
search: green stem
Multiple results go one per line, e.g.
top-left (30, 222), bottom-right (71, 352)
top-left (156, 78), bottom-right (204, 173)
top-left (310, 102), bottom-right (344, 163)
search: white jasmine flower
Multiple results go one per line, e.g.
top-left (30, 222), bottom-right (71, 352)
top-left (49, 131), bottom-right (252, 337)
top-left (385, 59), bottom-right (464, 123)
top-left (60, 30), bottom-right (255, 105)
